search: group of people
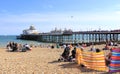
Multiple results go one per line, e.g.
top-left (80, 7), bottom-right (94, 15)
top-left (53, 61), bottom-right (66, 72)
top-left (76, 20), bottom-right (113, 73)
top-left (59, 43), bottom-right (101, 62)
top-left (58, 43), bottom-right (118, 67)
top-left (58, 44), bottom-right (81, 62)
top-left (6, 42), bottom-right (32, 52)
top-left (108, 41), bottom-right (118, 46)
top-left (90, 46), bottom-right (101, 52)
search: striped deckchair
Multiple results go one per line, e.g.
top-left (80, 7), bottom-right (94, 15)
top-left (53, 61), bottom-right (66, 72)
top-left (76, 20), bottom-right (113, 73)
top-left (82, 51), bottom-right (107, 71)
top-left (109, 48), bottom-right (120, 72)
top-left (75, 48), bottom-right (83, 65)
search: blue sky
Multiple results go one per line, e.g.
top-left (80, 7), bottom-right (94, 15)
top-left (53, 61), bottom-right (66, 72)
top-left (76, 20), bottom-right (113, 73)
top-left (0, 0), bottom-right (120, 35)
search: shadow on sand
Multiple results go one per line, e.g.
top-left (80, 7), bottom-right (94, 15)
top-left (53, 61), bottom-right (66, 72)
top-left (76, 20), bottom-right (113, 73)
top-left (48, 60), bottom-right (110, 74)
top-left (59, 62), bottom-right (80, 69)
top-left (59, 62), bottom-right (110, 74)
top-left (48, 60), bottom-right (61, 64)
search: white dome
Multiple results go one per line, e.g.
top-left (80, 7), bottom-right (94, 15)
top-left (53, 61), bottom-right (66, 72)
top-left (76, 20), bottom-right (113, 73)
top-left (29, 25), bottom-right (36, 30)
top-left (23, 25), bottom-right (39, 35)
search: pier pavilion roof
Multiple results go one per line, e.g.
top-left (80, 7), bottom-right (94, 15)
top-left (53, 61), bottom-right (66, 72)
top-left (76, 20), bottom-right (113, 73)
top-left (29, 25), bottom-right (36, 30)
top-left (22, 25), bottom-right (39, 35)
top-left (63, 29), bottom-right (73, 35)
top-left (50, 28), bottom-right (63, 35)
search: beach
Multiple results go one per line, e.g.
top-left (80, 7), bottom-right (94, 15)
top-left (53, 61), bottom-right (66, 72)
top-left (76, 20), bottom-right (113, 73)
top-left (0, 44), bottom-right (113, 74)
top-left (0, 47), bottom-right (80, 74)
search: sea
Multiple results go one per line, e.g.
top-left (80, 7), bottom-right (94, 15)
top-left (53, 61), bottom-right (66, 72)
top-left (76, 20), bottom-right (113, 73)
top-left (1, 34), bottom-right (120, 48)
top-left (0, 35), bottom-right (43, 48)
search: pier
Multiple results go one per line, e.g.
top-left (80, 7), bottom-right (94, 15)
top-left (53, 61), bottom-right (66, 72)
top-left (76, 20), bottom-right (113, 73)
top-left (38, 30), bottom-right (120, 44)
top-left (17, 26), bottom-right (120, 45)
top-left (17, 31), bottom-right (120, 44)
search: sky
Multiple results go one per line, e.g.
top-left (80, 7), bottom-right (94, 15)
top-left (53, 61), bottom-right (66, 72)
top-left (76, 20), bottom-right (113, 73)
top-left (0, 0), bottom-right (120, 35)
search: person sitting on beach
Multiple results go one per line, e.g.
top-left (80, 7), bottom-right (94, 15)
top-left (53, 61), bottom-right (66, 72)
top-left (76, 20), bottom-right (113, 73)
top-left (63, 44), bottom-right (66, 49)
top-left (96, 48), bottom-right (101, 53)
top-left (12, 42), bottom-right (18, 52)
top-left (68, 47), bottom-right (76, 62)
top-left (114, 42), bottom-right (118, 46)
top-left (77, 44), bottom-right (84, 51)
top-left (108, 41), bottom-right (113, 46)
top-left (105, 50), bottom-right (112, 66)
top-left (62, 45), bottom-right (70, 60)
top-left (56, 44), bottom-right (60, 49)
top-left (6, 42), bottom-right (13, 52)
top-left (18, 44), bottom-right (22, 51)
top-left (18, 44), bottom-right (27, 52)
top-left (58, 45), bottom-right (70, 62)
top-left (51, 45), bottom-right (54, 49)
top-left (82, 43), bottom-right (87, 47)
top-left (68, 44), bottom-right (73, 49)
top-left (90, 46), bottom-right (96, 52)
top-left (25, 44), bottom-right (31, 50)
top-left (103, 44), bottom-right (109, 50)
top-left (20, 44), bottom-right (27, 52)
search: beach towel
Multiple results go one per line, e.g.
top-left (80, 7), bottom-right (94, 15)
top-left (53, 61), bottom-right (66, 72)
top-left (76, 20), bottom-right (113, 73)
top-left (109, 48), bottom-right (120, 72)
top-left (82, 51), bottom-right (107, 71)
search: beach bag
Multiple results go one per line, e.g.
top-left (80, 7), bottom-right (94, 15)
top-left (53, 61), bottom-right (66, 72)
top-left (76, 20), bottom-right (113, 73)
top-left (109, 48), bottom-right (120, 72)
